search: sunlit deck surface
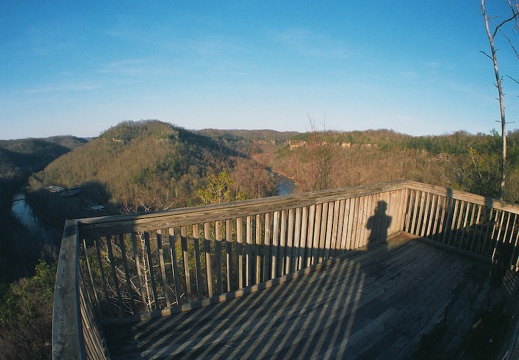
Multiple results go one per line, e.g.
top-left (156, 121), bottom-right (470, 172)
top-left (104, 232), bottom-right (511, 359)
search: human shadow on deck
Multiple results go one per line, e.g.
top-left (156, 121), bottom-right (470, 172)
top-left (367, 200), bottom-right (392, 252)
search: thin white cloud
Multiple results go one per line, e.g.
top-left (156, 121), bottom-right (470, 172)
top-left (272, 28), bottom-right (354, 59)
top-left (98, 59), bottom-right (176, 78)
top-left (26, 81), bottom-right (101, 94)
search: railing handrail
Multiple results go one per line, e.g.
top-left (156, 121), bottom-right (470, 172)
top-left (77, 180), bottom-right (409, 238)
top-left (405, 181), bottom-right (519, 214)
top-left (52, 220), bottom-right (85, 359)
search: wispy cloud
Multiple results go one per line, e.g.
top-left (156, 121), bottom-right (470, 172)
top-left (26, 81), bottom-right (101, 94)
top-left (272, 28), bottom-right (354, 59)
top-left (98, 59), bottom-right (176, 78)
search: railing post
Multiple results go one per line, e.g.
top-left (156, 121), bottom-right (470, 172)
top-left (52, 220), bottom-right (85, 359)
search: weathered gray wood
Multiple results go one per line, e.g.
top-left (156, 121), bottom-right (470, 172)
top-left (179, 226), bottom-right (192, 302)
top-left (94, 238), bottom-right (111, 316)
top-left (245, 216), bottom-right (254, 286)
top-left (118, 234), bottom-right (135, 313)
top-left (192, 224), bottom-right (204, 300)
top-left (104, 234), bottom-right (498, 359)
top-left (263, 212), bottom-right (272, 280)
top-left (56, 180), bottom-right (519, 359)
top-left (332, 199), bottom-right (344, 256)
top-left (469, 205), bottom-right (483, 253)
top-left (236, 217), bottom-right (244, 288)
top-left (214, 221), bottom-right (223, 295)
top-left (271, 210), bottom-right (280, 278)
top-left (78, 181), bottom-right (411, 238)
top-left (294, 208), bottom-right (304, 271)
top-left (81, 239), bottom-right (100, 313)
top-left (279, 210), bottom-right (287, 276)
top-left (53, 220), bottom-right (87, 359)
top-left (156, 230), bottom-right (170, 308)
top-left (325, 201), bottom-right (337, 260)
top-left (225, 219), bottom-right (233, 293)
top-left (311, 203), bottom-right (321, 266)
top-left (306, 204), bottom-right (316, 268)
top-left (298, 206), bottom-right (308, 270)
top-left (286, 208), bottom-right (295, 274)
top-left (131, 232), bottom-right (147, 309)
top-left (254, 214), bottom-right (261, 284)
top-left (203, 223), bottom-right (213, 298)
top-left (143, 232), bottom-right (159, 309)
top-left (167, 228), bottom-right (181, 305)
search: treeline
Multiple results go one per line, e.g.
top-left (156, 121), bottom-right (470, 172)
top-left (256, 128), bottom-right (518, 202)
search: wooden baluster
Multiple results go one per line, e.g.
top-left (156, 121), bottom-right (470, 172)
top-left (272, 211), bottom-right (280, 278)
top-left (344, 198), bottom-right (354, 251)
top-left (204, 222), bottom-right (213, 298)
top-left (143, 232), bottom-right (159, 310)
top-left (106, 236), bottom-right (123, 313)
top-left (324, 201), bottom-right (335, 260)
top-left (192, 224), bottom-right (204, 300)
top-left (279, 210), bottom-right (287, 276)
top-left (333, 200), bottom-right (344, 256)
top-left (167, 228), bottom-right (181, 305)
top-left (294, 207), bottom-right (303, 271)
top-left (118, 234), bottom-right (136, 313)
top-left (215, 221), bottom-right (223, 295)
top-left (286, 208), bottom-right (295, 274)
top-left (329, 200), bottom-right (340, 258)
top-left (156, 230), bottom-right (170, 308)
top-left (263, 213), bottom-right (272, 280)
top-left (82, 239), bottom-right (100, 312)
top-left (236, 217), bottom-right (243, 289)
top-left (300, 206), bottom-right (309, 267)
top-left (244, 215), bottom-right (251, 286)
top-left (181, 226), bottom-right (192, 301)
top-left (469, 205), bottom-right (483, 253)
top-left (255, 214), bottom-right (262, 284)
top-left (131, 233), bottom-right (147, 310)
top-left (225, 219), bottom-right (233, 293)
top-left (319, 202), bottom-right (329, 262)
top-left (441, 198), bottom-right (454, 244)
top-left (307, 204), bottom-right (316, 267)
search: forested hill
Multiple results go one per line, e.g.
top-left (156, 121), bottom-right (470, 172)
top-left (0, 136), bottom-right (87, 181)
top-left (28, 120), bottom-right (278, 217)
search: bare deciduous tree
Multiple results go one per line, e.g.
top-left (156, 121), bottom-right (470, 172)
top-left (481, 0), bottom-right (519, 199)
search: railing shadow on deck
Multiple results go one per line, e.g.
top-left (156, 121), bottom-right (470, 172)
top-left (52, 180), bottom-right (519, 359)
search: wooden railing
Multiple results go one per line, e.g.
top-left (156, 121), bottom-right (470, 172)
top-left (52, 181), bottom-right (519, 359)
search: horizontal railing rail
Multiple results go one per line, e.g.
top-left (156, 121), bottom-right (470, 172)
top-left (52, 180), bottom-right (519, 359)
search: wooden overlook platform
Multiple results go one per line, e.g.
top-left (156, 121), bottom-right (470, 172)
top-left (52, 181), bottom-right (519, 359)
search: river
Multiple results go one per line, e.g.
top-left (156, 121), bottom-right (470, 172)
top-left (10, 174), bottom-right (294, 244)
top-left (11, 193), bottom-right (53, 245)
top-left (277, 176), bottom-right (296, 195)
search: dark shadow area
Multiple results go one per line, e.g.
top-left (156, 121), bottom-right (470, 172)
top-left (103, 235), bottom-right (495, 359)
top-left (101, 207), bottom-right (497, 359)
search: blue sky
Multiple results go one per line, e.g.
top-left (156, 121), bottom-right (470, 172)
top-left (1, 1), bottom-right (518, 139)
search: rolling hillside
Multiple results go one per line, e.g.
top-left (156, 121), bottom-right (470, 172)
top-left (27, 120), bottom-right (278, 219)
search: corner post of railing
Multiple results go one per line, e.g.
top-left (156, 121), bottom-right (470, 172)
top-left (52, 219), bottom-right (86, 359)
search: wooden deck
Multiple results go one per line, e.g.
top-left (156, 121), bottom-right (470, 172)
top-left (104, 233), bottom-right (514, 359)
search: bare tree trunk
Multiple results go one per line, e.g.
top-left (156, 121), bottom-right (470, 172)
top-left (482, 0), bottom-right (511, 199)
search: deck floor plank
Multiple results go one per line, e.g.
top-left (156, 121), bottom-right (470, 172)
top-left (105, 233), bottom-right (496, 359)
